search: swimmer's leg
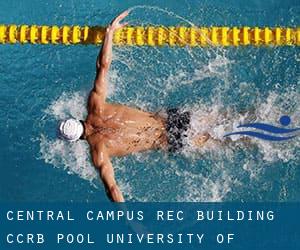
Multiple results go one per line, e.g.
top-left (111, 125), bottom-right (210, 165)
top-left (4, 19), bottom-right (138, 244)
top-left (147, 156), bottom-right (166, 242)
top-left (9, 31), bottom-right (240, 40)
top-left (190, 106), bottom-right (258, 148)
top-left (192, 132), bottom-right (211, 147)
top-left (192, 133), bottom-right (254, 148)
top-left (189, 113), bottom-right (217, 147)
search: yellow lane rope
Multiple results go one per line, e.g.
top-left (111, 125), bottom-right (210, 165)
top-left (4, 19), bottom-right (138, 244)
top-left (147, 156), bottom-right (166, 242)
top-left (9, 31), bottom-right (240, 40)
top-left (0, 25), bottom-right (299, 46)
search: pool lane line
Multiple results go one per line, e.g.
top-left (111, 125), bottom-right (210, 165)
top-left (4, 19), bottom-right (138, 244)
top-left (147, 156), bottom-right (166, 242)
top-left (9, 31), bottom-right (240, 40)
top-left (0, 25), bottom-right (299, 46)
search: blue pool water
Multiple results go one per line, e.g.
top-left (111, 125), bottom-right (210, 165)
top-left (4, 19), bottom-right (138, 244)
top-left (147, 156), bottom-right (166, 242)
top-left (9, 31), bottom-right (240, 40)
top-left (0, 0), bottom-right (299, 202)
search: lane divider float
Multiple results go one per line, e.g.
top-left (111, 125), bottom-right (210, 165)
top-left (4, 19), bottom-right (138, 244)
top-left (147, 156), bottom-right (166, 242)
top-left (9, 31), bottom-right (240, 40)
top-left (0, 25), bottom-right (299, 46)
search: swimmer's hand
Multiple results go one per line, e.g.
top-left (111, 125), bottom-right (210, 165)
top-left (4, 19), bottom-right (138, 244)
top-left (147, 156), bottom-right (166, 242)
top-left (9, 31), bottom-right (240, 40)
top-left (107, 10), bottom-right (129, 33)
top-left (93, 10), bottom-right (129, 101)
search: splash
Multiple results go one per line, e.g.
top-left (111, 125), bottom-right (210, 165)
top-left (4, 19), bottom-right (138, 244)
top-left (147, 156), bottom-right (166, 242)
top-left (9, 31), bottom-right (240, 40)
top-left (39, 92), bottom-right (98, 185)
top-left (176, 167), bottom-right (234, 202)
top-left (45, 91), bottom-right (87, 120)
top-left (39, 88), bottom-right (300, 202)
top-left (38, 6), bottom-right (299, 202)
top-left (39, 134), bottom-right (97, 184)
top-left (183, 90), bottom-right (300, 161)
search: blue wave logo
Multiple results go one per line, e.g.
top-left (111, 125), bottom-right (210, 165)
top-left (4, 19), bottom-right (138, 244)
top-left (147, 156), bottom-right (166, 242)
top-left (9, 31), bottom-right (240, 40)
top-left (224, 116), bottom-right (300, 141)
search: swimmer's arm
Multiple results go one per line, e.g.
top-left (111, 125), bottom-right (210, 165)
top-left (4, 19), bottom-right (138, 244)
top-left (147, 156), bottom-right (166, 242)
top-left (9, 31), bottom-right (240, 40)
top-left (93, 29), bottom-right (112, 99)
top-left (94, 11), bottom-right (129, 99)
top-left (92, 144), bottom-right (125, 202)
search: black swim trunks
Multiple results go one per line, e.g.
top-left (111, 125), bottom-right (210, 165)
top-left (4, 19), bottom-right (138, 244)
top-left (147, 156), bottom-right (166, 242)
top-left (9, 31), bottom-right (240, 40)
top-left (166, 108), bottom-right (191, 153)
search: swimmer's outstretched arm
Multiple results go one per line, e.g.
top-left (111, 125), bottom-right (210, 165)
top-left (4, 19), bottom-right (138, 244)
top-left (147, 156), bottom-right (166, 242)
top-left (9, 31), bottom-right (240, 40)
top-left (93, 11), bottom-right (129, 101)
top-left (92, 143), bottom-right (125, 202)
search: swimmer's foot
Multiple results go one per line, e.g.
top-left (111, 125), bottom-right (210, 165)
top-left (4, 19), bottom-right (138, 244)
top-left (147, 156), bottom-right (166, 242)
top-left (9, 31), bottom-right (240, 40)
top-left (193, 133), bottom-right (210, 147)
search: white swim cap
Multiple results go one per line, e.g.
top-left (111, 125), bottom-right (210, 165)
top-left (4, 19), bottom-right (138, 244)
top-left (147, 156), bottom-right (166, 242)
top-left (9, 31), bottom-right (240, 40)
top-left (58, 118), bottom-right (84, 142)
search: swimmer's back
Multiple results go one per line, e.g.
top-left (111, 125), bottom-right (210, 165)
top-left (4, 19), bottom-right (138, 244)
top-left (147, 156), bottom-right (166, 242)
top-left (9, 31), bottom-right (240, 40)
top-left (86, 102), bottom-right (168, 156)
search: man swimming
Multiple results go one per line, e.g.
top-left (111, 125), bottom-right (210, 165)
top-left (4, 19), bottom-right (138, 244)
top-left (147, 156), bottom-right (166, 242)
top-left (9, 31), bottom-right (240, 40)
top-left (58, 11), bottom-right (210, 202)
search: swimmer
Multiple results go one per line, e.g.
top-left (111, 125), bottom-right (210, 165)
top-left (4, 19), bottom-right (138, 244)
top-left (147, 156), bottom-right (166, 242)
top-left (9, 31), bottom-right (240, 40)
top-left (58, 11), bottom-right (210, 202)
